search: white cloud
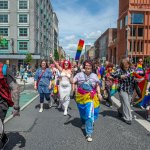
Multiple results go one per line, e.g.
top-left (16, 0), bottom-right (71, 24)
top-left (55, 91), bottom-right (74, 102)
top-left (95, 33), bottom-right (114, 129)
top-left (64, 35), bottom-right (76, 41)
top-left (52, 0), bottom-right (118, 58)
top-left (84, 30), bottom-right (102, 40)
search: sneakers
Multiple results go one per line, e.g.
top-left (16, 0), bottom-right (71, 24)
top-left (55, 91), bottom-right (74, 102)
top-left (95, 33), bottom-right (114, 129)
top-left (122, 118), bottom-right (132, 125)
top-left (64, 110), bottom-right (68, 116)
top-left (0, 134), bottom-right (9, 149)
top-left (86, 135), bottom-right (92, 142)
top-left (48, 100), bottom-right (53, 108)
top-left (39, 108), bottom-right (43, 112)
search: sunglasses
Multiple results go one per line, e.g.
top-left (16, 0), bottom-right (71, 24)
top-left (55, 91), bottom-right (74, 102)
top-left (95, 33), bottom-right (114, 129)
top-left (85, 67), bottom-right (92, 70)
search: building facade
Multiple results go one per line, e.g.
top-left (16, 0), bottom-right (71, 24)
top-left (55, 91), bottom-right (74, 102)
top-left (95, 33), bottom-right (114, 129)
top-left (0, 0), bottom-right (57, 69)
top-left (117, 0), bottom-right (150, 64)
top-left (94, 28), bottom-right (117, 63)
top-left (53, 12), bottom-right (59, 54)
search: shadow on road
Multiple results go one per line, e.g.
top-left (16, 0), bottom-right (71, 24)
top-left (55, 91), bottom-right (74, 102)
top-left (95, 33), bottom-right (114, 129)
top-left (134, 110), bottom-right (147, 119)
top-left (64, 117), bottom-right (86, 136)
top-left (4, 132), bottom-right (26, 150)
top-left (35, 103), bottom-right (50, 109)
top-left (100, 110), bottom-right (119, 119)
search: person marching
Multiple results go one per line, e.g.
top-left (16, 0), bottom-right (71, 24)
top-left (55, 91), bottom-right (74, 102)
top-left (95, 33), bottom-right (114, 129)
top-left (139, 68), bottom-right (150, 121)
top-left (34, 60), bottom-right (52, 112)
top-left (111, 58), bottom-right (141, 125)
top-left (72, 60), bottom-right (102, 142)
top-left (50, 54), bottom-right (72, 116)
top-left (0, 63), bottom-right (20, 149)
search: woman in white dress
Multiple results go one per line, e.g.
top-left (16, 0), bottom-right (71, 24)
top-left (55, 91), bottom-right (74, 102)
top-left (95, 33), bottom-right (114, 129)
top-left (50, 54), bottom-right (72, 115)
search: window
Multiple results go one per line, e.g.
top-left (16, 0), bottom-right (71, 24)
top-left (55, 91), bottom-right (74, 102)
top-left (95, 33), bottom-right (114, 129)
top-left (0, 28), bottom-right (8, 36)
top-left (0, 39), bottom-right (9, 50)
top-left (0, 1), bottom-right (8, 9)
top-left (19, 14), bottom-right (28, 23)
top-left (130, 27), bottom-right (136, 36)
top-left (120, 20), bottom-right (122, 29)
top-left (125, 15), bottom-right (128, 26)
top-left (19, 28), bottom-right (28, 36)
top-left (131, 13), bottom-right (144, 24)
top-left (18, 41), bottom-right (28, 51)
top-left (0, 14), bottom-right (8, 23)
top-left (138, 28), bottom-right (143, 37)
top-left (19, 0), bottom-right (28, 9)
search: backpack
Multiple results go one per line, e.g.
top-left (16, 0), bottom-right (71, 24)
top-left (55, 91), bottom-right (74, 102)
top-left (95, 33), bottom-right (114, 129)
top-left (0, 63), bottom-right (14, 106)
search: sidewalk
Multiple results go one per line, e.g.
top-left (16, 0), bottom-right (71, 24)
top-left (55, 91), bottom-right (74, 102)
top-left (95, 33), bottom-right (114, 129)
top-left (16, 76), bottom-right (34, 85)
top-left (5, 77), bottom-right (38, 123)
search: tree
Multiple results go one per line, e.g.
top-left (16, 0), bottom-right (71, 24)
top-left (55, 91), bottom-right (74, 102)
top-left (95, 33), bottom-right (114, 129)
top-left (24, 53), bottom-right (33, 64)
top-left (54, 49), bottom-right (59, 61)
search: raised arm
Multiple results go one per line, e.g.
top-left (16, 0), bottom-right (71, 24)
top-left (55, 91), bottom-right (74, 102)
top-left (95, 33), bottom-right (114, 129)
top-left (50, 54), bottom-right (62, 72)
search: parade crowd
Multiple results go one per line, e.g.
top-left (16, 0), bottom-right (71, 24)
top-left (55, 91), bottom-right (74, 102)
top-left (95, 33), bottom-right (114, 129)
top-left (34, 55), bottom-right (150, 142)
top-left (0, 55), bottom-right (150, 149)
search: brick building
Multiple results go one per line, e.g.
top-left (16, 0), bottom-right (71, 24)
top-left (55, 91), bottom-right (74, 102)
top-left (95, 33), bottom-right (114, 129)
top-left (94, 28), bottom-right (117, 63)
top-left (117, 0), bottom-right (150, 64)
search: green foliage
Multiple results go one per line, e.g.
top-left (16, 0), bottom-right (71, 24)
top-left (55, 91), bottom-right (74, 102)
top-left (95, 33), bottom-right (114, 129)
top-left (54, 49), bottom-right (59, 61)
top-left (24, 53), bottom-right (33, 63)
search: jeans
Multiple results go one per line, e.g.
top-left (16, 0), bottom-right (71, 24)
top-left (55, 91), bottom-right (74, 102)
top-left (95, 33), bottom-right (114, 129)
top-left (81, 118), bottom-right (93, 136)
top-left (39, 93), bottom-right (50, 103)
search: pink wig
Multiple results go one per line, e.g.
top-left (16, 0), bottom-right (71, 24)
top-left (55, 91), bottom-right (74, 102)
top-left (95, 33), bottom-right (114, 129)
top-left (62, 60), bottom-right (71, 70)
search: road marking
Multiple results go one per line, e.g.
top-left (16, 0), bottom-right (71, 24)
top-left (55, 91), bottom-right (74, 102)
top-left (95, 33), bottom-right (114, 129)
top-left (4, 94), bottom-right (39, 124)
top-left (135, 118), bottom-right (150, 132)
top-left (111, 96), bottom-right (150, 133)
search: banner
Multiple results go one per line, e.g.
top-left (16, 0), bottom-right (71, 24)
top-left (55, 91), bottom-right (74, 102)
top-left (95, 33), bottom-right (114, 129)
top-left (75, 39), bottom-right (84, 61)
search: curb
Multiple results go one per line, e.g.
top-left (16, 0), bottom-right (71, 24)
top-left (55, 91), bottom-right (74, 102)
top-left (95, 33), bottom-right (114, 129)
top-left (4, 94), bottom-right (39, 124)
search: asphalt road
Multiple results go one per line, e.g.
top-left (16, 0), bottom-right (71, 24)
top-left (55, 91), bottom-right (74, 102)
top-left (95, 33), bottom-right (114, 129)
top-left (5, 97), bottom-right (150, 150)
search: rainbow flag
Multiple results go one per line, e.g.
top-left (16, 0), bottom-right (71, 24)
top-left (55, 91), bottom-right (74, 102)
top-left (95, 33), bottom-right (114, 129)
top-left (75, 39), bottom-right (84, 61)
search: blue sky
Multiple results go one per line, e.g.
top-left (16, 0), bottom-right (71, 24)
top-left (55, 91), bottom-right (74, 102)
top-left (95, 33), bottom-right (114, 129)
top-left (51, 0), bottom-right (119, 58)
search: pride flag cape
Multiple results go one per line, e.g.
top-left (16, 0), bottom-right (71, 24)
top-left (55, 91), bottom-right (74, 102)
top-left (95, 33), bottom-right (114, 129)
top-left (75, 39), bottom-right (84, 61)
top-left (76, 87), bottom-right (100, 121)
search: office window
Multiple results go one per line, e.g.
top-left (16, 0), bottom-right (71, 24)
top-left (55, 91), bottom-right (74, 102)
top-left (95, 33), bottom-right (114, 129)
top-left (138, 28), bottom-right (143, 37)
top-left (130, 27), bottom-right (136, 36)
top-left (131, 13), bottom-right (144, 24)
top-left (19, 14), bottom-right (28, 23)
top-left (19, 0), bottom-right (28, 9)
top-left (120, 20), bottom-right (122, 29)
top-left (125, 15), bottom-right (128, 26)
top-left (0, 14), bottom-right (8, 23)
top-left (19, 28), bottom-right (28, 36)
top-left (0, 1), bottom-right (8, 9)
top-left (18, 41), bottom-right (28, 50)
top-left (0, 28), bottom-right (8, 36)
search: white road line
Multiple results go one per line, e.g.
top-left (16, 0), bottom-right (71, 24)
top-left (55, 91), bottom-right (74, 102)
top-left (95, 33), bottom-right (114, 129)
top-left (4, 94), bottom-right (39, 124)
top-left (111, 96), bottom-right (150, 133)
top-left (135, 119), bottom-right (150, 132)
